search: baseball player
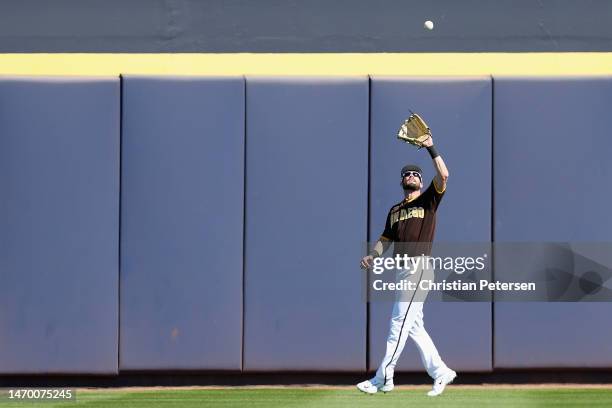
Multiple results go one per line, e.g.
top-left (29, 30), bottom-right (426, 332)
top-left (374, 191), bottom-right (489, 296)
top-left (357, 135), bottom-right (456, 397)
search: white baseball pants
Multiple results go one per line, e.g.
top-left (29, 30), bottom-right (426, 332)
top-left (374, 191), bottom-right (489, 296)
top-left (375, 266), bottom-right (450, 383)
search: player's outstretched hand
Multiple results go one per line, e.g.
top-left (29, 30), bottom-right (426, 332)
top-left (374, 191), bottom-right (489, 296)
top-left (360, 255), bottom-right (374, 270)
top-left (421, 134), bottom-right (434, 147)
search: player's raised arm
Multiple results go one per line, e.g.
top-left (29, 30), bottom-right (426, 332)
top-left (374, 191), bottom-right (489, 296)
top-left (421, 136), bottom-right (449, 193)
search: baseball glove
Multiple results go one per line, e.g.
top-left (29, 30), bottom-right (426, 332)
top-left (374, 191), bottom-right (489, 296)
top-left (397, 112), bottom-right (431, 148)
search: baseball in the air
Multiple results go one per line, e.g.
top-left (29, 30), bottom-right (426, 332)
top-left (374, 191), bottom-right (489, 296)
top-left (424, 20), bottom-right (434, 30)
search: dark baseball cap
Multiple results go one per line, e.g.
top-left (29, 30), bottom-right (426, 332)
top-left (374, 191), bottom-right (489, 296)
top-left (401, 164), bottom-right (422, 177)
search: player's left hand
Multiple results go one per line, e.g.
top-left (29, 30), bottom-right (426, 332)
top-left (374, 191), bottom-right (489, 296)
top-left (421, 135), bottom-right (434, 147)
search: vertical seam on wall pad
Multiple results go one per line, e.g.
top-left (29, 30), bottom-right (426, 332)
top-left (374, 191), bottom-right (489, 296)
top-left (383, 266), bottom-right (425, 385)
top-left (241, 76), bottom-right (247, 372)
top-left (117, 74), bottom-right (124, 371)
top-left (366, 75), bottom-right (372, 372)
top-left (490, 75), bottom-right (495, 370)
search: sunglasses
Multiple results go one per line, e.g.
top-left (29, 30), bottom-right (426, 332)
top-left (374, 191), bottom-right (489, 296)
top-left (402, 171), bottom-right (422, 179)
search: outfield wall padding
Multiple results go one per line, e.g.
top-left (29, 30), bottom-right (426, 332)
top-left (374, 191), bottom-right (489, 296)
top-left (0, 77), bottom-right (120, 374)
top-left (243, 77), bottom-right (369, 371)
top-left (493, 76), bottom-right (612, 368)
top-left (5, 74), bottom-right (612, 375)
top-left (120, 76), bottom-right (244, 370)
top-left (368, 77), bottom-right (493, 373)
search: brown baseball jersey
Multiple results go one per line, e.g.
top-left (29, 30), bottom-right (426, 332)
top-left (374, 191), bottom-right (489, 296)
top-left (380, 179), bottom-right (445, 255)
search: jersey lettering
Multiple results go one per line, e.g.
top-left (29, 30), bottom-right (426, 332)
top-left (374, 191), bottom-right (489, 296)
top-left (390, 206), bottom-right (425, 228)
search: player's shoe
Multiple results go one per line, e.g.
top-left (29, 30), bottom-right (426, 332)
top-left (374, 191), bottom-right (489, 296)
top-left (427, 369), bottom-right (456, 397)
top-left (379, 380), bottom-right (394, 393)
top-left (356, 377), bottom-right (394, 394)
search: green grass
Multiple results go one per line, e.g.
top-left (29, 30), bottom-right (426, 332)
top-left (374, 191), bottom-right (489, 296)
top-left (2, 388), bottom-right (612, 408)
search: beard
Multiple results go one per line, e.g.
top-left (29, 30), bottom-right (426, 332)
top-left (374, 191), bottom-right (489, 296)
top-left (402, 179), bottom-right (420, 192)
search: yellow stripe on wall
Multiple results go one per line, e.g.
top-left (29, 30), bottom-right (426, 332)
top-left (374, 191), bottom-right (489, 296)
top-left (0, 53), bottom-right (611, 76)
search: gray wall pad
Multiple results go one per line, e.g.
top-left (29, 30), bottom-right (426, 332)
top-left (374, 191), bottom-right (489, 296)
top-left (0, 77), bottom-right (119, 374)
top-left (243, 77), bottom-right (368, 371)
top-left (494, 76), bottom-right (612, 368)
top-left (369, 77), bottom-right (492, 372)
top-left (120, 76), bottom-right (244, 370)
